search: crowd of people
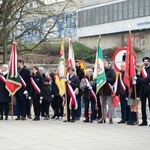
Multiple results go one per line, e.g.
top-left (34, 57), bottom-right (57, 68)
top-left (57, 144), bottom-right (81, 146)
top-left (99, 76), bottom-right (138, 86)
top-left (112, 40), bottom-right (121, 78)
top-left (0, 58), bottom-right (150, 127)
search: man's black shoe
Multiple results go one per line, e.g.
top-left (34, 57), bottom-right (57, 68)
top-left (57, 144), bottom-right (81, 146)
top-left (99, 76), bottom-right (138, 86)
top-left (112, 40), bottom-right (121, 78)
top-left (70, 119), bottom-right (75, 123)
top-left (21, 117), bottom-right (26, 121)
top-left (139, 122), bottom-right (147, 126)
top-left (63, 120), bottom-right (70, 122)
top-left (15, 117), bottom-right (20, 120)
top-left (118, 120), bottom-right (126, 124)
top-left (90, 120), bottom-right (93, 123)
top-left (83, 120), bottom-right (89, 123)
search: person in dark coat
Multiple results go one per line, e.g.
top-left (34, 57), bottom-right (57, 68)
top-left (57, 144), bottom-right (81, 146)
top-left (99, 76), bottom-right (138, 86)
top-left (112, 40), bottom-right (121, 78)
top-left (43, 78), bottom-right (52, 120)
top-left (0, 64), bottom-right (11, 120)
top-left (75, 60), bottom-right (85, 120)
top-left (98, 59), bottom-right (116, 124)
top-left (50, 72), bottom-right (63, 120)
top-left (39, 67), bottom-right (46, 117)
top-left (64, 67), bottom-right (80, 122)
top-left (29, 67), bottom-right (44, 121)
top-left (15, 60), bottom-right (31, 120)
top-left (117, 63), bottom-right (128, 124)
top-left (80, 68), bottom-right (96, 123)
top-left (127, 69), bottom-right (141, 125)
top-left (137, 57), bottom-right (150, 126)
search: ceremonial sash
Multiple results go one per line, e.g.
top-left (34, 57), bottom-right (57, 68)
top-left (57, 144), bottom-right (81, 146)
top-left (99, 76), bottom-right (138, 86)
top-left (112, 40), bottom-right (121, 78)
top-left (66, 81), bottom-right (78, 109)
top-left (0, 74), bottom-right (6, 84)
top-left (141, 67), bottom-right (147, 78)
top-left (119, 73), bottom-right (126, 92)
top-left (83, 78), bottom-right (97, 109)
top-left (19, 75), bottom-right (27, 88)
top-left (30, 77), bottom-right (41, 94)
top-left (107, 83), bottom-right (120, 107)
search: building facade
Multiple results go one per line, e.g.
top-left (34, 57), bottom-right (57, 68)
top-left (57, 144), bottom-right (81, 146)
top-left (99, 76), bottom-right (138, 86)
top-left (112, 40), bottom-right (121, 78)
top-left (77, 0), bottom-right (150, 57)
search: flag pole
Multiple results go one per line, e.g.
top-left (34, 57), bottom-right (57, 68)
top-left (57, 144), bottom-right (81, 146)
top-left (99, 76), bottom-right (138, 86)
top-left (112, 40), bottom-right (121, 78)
top-left (128, 25), bottom-right (139, 125)
top-left (133, 84), bottom-right (139, 125)
top-left (11, 96), bottom-right (14, 121)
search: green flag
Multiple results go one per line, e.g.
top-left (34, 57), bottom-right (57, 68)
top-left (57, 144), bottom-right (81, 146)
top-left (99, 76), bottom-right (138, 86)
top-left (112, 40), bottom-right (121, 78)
top-left (93, 40), bottom-right (106, 94)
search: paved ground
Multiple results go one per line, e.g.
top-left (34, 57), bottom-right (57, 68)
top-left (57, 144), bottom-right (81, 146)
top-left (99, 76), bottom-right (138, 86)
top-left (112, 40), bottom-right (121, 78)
top-left (0, 116), bottom-right (150, 150)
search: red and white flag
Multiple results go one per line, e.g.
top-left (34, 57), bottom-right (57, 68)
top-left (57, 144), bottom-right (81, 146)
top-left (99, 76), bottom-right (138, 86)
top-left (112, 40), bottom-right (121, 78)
top-left (5, 42), bottom-right (22, 95)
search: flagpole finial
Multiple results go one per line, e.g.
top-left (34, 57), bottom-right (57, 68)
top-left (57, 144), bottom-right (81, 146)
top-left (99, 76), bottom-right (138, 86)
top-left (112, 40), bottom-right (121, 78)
top-left (128, 24), bottom-right (131, 33)
top-left (99, 35), bottom-right (101, 41)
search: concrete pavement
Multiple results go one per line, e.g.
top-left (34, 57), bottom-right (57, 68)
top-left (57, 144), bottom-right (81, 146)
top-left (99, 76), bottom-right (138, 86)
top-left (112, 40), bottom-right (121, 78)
top-left (0, 117), bottom-right (150, 150)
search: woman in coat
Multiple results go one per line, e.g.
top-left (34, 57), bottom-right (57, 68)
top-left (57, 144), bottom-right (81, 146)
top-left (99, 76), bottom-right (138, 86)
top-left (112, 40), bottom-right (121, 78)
top-left (0, 64), bottom-right (11, 120)
top-left (30, 67), bottom-right (44, 121)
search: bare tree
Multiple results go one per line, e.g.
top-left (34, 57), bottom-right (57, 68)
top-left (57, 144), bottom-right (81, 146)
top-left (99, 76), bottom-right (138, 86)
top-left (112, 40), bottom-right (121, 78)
top-left (0, 0), bottom-right (78, 63)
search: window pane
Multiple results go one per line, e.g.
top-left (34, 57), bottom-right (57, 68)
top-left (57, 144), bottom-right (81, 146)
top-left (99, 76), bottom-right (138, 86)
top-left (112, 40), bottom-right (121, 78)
top-left (145, 0), bottom-right (150, 16)
top-left (114, 4), bottom-right (118, 21)
top-left (95, 7), bottom-right (100, 24)
top-left (139, 0), bottom-right (144, 17)
top-left (118, 2), bottom-right (123, 20)
top-left (108, 4), bottom-right (113, 22)
top-left (91, 8), bottom-right (96, 25)
top-left (104, 6), bottom-right (108, 23)
top-left (128, 0), bottom-right (133, 18)
top-left (100, 7), bottom-right (104, 24)
top-left (133, 0), bottom-right (139, 17)
top-left (123, 1), bottom-right (128, 19)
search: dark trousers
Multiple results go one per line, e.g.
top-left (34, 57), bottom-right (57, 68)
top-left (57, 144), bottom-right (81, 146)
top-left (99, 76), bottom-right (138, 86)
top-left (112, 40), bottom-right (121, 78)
top-left (76, 96), bottom-right (82, 118)
top-left (120, 94), bottom-right (127, 122)
top-left (84, 99), bottom-right (95, 121)
top-left (27, 99), bottom-right (32, 117)
top-left (66, 97), bottom-right (76, 121)
top-left (41, 101), bottom-right (47, 117)
top-left (16, 95), bottom-right (27, 118)
top-left (141, 93), bottom-right (150, 123)
top-left (97, 95), bottom-right (102, 119)
top-left (33, 95), bottom-right (40, 118)
top-left (53, 95), bottom-right (63, 117)
top-left (0, 102), bottom-right (9, 118)
top-left (45, 102), bottom-right (50, 117)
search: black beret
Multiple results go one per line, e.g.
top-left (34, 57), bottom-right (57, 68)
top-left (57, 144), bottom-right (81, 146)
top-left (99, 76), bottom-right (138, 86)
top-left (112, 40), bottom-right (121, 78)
top-left (142, 57), bottom-right (150, 62)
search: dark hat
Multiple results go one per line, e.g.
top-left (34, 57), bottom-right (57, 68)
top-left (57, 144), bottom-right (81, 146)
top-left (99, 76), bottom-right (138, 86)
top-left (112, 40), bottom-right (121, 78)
top-left (142, 57), bottom-right (150, 62)
top-left (45, 78), bottom-right (50, 83)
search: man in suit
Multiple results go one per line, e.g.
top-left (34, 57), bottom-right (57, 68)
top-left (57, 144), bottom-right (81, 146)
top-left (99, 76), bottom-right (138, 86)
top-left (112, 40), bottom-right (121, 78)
top-left (15, 60), bottom-right (31, 120)
top-left (64, 67), bottom-right (80, 123)
top-left (137, 57), bottom-right (150, 126)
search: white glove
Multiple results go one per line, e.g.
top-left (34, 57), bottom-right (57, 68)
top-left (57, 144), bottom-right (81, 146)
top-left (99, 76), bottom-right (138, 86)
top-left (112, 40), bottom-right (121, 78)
top-left (133, 80), bottom-right (136, 85)
top-left (28, 96), bottom-right (31, 100)
top-left (40, 96), bottom-right (43, 100)
top-left (23, 90), bottom-right (28, 95)
top-left (88, 86), bottom-right (92, 90)
top-left (51, 95), bottom-right (54, 98)
top-left (87, 83), bottom-right (90, 87)
top-left (126, 98), bottom-right (128, 101)
top-left (134, 76), bottom-right (137, 80)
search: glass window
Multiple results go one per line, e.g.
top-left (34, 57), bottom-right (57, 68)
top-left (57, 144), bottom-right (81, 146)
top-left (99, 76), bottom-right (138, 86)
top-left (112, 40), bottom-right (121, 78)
top-left (128, 0), bottom-right (133, 19)
top-left (100, 7), bottom-right (104, 24)
top-left (114, 3), bottom-right (118, 21)
top-left (78, 11), bottom-right (83, 27)
top-left (82, 10), bottom-right (87, 27)
top-left (86, 9), bottom-right (91, 26)
top-left (133, 0), bottom-right (139, 18)
top-left (118, 2), bottom-right (123, 20)
top-left (139, 0), bottom-right (144, 17)
top-left (95, 7), bottom-right (100, 25)
top-left (104, 6), bottom-right (108, 23)
top-left (123, 1), bottom-right (128, 19)
top-left (108, 4), bottom-right (114, 22)
top-left (91, 8), bottom-right (96, 25)
top-left (145, 0), bottom-right (150, 16)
